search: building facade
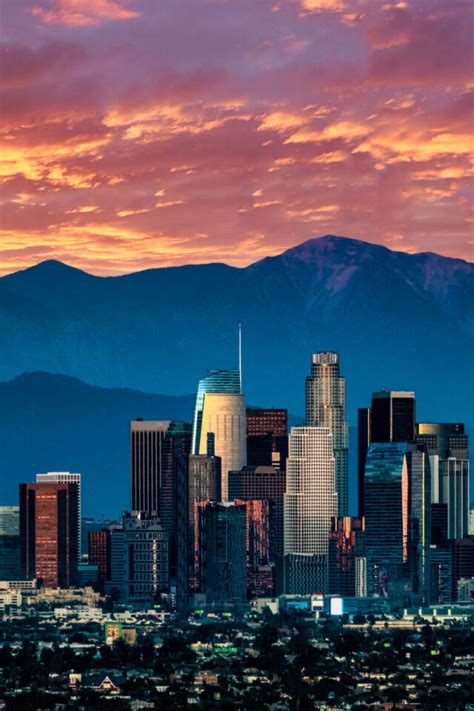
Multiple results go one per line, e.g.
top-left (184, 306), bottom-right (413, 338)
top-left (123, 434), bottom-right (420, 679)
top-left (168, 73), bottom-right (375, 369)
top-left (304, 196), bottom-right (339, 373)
top-left (36, 472), bottom-right (81, 560)
top-left (20, 481), bottom-right (79, 588)
top-left (328, 517), bottom-right (365, 597)
top-left (284, 426), bottom-right (338, 594)
top-left (0, 506), bottom-right (20, 581)
top-left (197, 502), bottom-right (247, 606)
top-left (305, 352), bottom-right (349, 516)
top-left (246, 408), bottom-right (288, 472)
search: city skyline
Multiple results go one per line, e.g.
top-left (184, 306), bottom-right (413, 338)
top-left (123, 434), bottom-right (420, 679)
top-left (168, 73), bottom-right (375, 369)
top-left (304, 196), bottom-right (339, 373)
top-left (1, 0), bottom-right (473, 276)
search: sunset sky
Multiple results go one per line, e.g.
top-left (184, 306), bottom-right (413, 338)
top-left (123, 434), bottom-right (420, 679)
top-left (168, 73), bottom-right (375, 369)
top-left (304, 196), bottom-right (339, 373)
top-left (1, 0), bottom-right (473, 275)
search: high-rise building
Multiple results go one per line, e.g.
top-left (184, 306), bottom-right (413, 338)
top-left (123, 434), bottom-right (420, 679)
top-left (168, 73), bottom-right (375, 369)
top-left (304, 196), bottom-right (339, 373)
top-left (364, 441), bottom-right (431, 604)
top-left (371, 391), bottom-right (415, 443)
top-left (36, 472), bottom-right (81, 560)
top-left (197, 501), bottom-right (247, 606)
top-left (175, 453), bottom-right (222, 609)
top-left (192, 370), bottom-right (241, 454)
top-left (193, 371), bottom-right (246, 500)
top-left (358, 391), bottom-right (416, 518)
top-left (228, 465), bottom-right (285, 560)
top-left (406, 445), bottom-right (431, 603)
top-left (305, 352), bottom-right (349, 516)
top-left (20, 481), bottom-right (79, 588)
top-left (130, 419), bottom-right (171, 515)
top-left (0, 506), bottom-right (20, 581)
top-left (234, 498), bottom-right (273, 598)
top-left (108, 512), bottom-right (169, 603)
top-left (130, 419), bottom-right (192, 576)
top-left (357, 408), bottom-right (371, 518)
top-left (160, 422), bottom-right (192, 576)
top-left (88, 529), bottom-right (111, 589)
top-left (416, 423), bottom-right (469, 540)
top-left (364, 443), bottom-right (410, 600)
top-left (283, 426), bottom-right (338, 594)
top-left (328, 517), bottom-right (365, 597)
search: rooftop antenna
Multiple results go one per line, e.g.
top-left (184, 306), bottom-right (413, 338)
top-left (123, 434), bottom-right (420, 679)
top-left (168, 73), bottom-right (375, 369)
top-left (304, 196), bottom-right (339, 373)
top-left (238, 322), bottom-right (242, 394)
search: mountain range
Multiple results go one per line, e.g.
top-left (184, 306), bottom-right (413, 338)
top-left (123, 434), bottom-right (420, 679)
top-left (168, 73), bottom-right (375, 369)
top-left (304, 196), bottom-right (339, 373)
top-left (1, 235), bottom-right (472, 424)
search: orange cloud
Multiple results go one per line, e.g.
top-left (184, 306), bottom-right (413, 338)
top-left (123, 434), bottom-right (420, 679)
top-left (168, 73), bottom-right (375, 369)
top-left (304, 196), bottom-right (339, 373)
top-left (30, 0), bottom-right (140, 26)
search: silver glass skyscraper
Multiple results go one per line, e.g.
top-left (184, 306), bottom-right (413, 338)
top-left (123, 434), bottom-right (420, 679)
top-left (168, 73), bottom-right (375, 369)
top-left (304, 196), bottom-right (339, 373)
top-left (305, 352), bottom-right (349, 516)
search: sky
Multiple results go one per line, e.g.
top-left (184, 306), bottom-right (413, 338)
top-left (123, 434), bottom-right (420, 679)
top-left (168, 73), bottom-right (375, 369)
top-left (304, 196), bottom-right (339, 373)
top-left (0, 0), bottom-right (473, 275)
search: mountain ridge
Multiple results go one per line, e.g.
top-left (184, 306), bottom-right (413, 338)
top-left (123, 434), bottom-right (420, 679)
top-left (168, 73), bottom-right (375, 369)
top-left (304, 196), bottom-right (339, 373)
top-left (0, 235), bottom-right (472, 430)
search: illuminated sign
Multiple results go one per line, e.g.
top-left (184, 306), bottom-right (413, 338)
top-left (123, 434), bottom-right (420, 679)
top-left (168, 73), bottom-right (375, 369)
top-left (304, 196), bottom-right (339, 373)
top-left (311, 593), bottom-right (324, 611)
top-left (330, 597), bottom-right (344, 616)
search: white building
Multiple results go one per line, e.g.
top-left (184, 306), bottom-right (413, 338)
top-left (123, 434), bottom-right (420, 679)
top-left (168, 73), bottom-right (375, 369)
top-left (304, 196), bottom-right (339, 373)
top-left (283, 426), bottom-right (338, 594)
top-left (198, 392), bottom-right (246, 500)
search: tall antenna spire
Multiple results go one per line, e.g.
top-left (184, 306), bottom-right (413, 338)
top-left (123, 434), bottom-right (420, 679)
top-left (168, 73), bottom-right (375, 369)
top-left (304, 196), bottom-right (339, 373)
top-left (238, 322), bottom-right (242, 394)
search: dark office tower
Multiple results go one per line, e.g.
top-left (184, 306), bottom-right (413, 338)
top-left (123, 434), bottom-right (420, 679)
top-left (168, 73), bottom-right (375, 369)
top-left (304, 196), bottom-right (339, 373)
top-left (357, 408), bottom-right (371, 517)
top-left (130, 419), bottom-right (192, 578)
top-left (130, 420), bottom-right (170, 514)
top-left (431, 504), bottom-right (448, 545)
top-left (328, 517), bottom-right (365, 597)
top-left (88, 529), bottom-right (111, 589)
top-left (20, 482), bottom-right (79, 588)
top-left (448, 537), bottom-right (474, 602)
top-left (416, 423), bottom-right (469, 540)
top-left (175, 453), bottom-right (222, 612)
top-left (305, 352), bottom-right (349, 516)
top-left (234, 499), bottom-right (273, 598)
top-left (364, 443), bottom-right (410, 601)
top-left (0, 506), bottom-right (20, 581)
top-left (160, 422), bottom-right (192, 577)
top-left (228, 465), bottom-right (285, 560)
top-left (371, 391), bottom-right (415, 443)
top-left (197, 501), bottom-right (247, 606)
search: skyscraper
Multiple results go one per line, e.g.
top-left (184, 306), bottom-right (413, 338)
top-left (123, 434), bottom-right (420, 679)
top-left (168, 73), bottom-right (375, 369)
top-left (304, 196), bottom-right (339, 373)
top-left (416, 423), bottom-right (469, 539)
top-left (305, 352), bottom-right (348, 516)
top-left (20, 481), bottom-right (79, 588)
top-left (193, 371), bottom-right (246, 500)
top-left (371, 391), bottom-right (416, 443)
top-left (357, 407), bottom-right (371, 517)
top-left (175, 453), bottom-right (222, 609)
top-left (130, 419), bottom-right (192, 576)
top-left (328, 517), bottom-right (365, 597)
top-left (197, 501), bottom-right (247, 605)
top-left (364, 442), bottom-right (410, 600)
top-left (284, 426), bottom-right (338, 594)
top-left (88, 529), bottom-right (111, 590)
top-left (235, 499), bottom-right (273, 598)
top-left (36, 472), bottom-right (81, 560)
top-left (228, 465), bottom-right (285, 560)
top-left (363, 441), bottom-right (431, 604)
top-left (358, 391), bottom-right (416, 517)
top-left (0, 506), bottom-right (20, 581)
top-left (130, 419), bottom-right (170, 515)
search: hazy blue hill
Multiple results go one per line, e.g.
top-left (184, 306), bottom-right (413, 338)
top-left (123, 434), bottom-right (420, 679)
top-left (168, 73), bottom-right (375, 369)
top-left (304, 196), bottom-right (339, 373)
top-left (0, 235), bottom-right (472, 426)
top-left (0, 371), bottom-right (195, 517)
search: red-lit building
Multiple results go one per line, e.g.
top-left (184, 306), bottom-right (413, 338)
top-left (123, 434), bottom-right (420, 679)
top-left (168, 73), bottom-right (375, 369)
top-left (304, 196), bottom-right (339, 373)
top-left (235, 498), bottom-right (273, 597)
top-left (328, 517), bottom-right (365, 597)
top-left (20, 482), bottom-right (79, 588)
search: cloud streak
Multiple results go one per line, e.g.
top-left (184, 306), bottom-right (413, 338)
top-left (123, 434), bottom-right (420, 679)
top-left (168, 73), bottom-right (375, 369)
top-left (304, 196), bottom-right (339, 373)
top-left (0, 0), bottom-right (472, 275)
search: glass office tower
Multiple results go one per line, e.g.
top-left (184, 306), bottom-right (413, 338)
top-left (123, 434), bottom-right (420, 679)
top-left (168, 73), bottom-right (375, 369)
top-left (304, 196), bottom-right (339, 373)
top-left (305, 352), bottom-right (349, 516)
top-left (192, 370), bottom-right (245, 500)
